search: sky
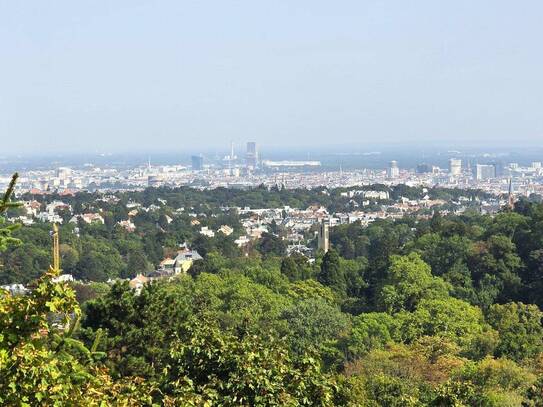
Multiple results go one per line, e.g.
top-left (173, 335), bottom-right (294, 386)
top-left (1, 1), bottom-right (543, 155)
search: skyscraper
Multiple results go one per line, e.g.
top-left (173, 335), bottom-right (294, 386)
top-left (476, 164), bottom-right (495, 180)
top-left (317, 220), bottom-right (330, 253)
top-left (387, 161), bottom-right (399, 179)
top-left (191, 155), bottom-right (204, 171)
top-left (448, 158), bottom-right (462, 176)
top-left (416, 163), bottom-right (433, 174)
top-left (246, 142), bottom-right (258, 168)
top-left (491, 161), bottom-right (504, 177)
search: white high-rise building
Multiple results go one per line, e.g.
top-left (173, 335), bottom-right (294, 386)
top-left (448, 158), bottom-right (462, 176)
top-left (387, 160), bottom-right (399, 179)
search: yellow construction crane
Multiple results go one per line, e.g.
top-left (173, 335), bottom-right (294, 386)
top-left (49, 223), bottom-right (60, 274)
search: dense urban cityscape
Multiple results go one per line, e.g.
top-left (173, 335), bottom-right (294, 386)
top-left (3, 142), bottom-right (543, 197)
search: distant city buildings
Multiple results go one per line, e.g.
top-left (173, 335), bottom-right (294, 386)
top-left (191, 155), bottom-right (204, 171)
top-left (246, 142), bottom-right (258, 169)
top-left (476, 164), bottom-right (496, 180)
top-left (262, 160), bottom-right (321, 169)
top-left (416, 163), bottom-right (433, 174)
top-left (387, 160), bottom-right (399, 179)
top-left (1, 148), bottom-right (542, 204)
top-left (448, 159), bottom-right (462, 176)
top-left (56, 167), bottom-right (72, 180)
top-left (491, 161), bottom-right (505, 177)
top-left (147, 174), bottom-right (165, 187)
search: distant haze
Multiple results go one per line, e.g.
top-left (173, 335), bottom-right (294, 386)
top-left (1, 1), bottom-right (543, 154)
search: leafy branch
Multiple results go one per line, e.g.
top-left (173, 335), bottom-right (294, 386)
top-left (0, 172), bottom-right (20, 213)
top-left (0, 173), bottom-right (21, 254)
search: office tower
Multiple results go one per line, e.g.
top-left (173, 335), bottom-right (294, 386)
top-left (448, 158), bottom-right (462, 176)
top-left (476, 164), bottom-right (496, 180)
top-left (246, 142), bottom-right (258, 168)
top-left (491, 161), bottom-right (504, 177)
top-left (191, 155), bottom-right (204, 171)
top-left (317, 220), bottom-right (330, 253)
top-left (416, 163), bottom-right (433, 174)
top-left (247, 141), bottom-right (256, 155)
top-left (387, 160), bottom-right (399, 179)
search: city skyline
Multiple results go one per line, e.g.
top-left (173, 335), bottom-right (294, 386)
top-left (2, 142), bottom-right (543, 176)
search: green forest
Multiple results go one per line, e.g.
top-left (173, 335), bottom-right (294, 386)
top-left (3, 174), bottom-right (543, 406)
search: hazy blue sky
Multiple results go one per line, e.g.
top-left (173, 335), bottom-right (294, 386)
top-left (1, 1), bottom-right (542, 154)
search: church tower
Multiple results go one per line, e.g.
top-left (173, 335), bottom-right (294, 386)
top-left (507, 177), bottom-right (515, 210)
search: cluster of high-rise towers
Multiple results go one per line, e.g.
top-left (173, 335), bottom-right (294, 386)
top-left (191, 142), bottom-right (258, 171)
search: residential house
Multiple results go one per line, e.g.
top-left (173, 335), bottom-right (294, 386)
top-left (52, 274), bottom-right (74, 283)
top-left (118, 219), bottom-right (136, 232)
top-left (37, 212), bottom-right (64, 224)
top-left (234, 235), bottom-right (251, 247)
top-left (1, 284), bottom-right (29, 295)
top-left (129, 274), bottom-right (149, 294)
top-left (70, 213), bottom-right (105, 224)
top-left (217, 225), bottom-right (233, 236)
top-left (200, 226), bottom-right (215, 237)
top-left (173, 249), bottom-right (203, 273)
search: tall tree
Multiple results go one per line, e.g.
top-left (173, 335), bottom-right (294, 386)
top-left (377, 253), bottom-right (450, 313)
top-left (318, 249), bottom-right (347, 295)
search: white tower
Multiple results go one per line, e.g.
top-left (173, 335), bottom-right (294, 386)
top-left (387, 161), bottom-right (399, 179)
top-left (449, 158), bottom-right (462, 176)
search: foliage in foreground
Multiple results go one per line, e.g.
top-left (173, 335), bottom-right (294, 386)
top-left (3, 176), bottom-right (543, 405)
